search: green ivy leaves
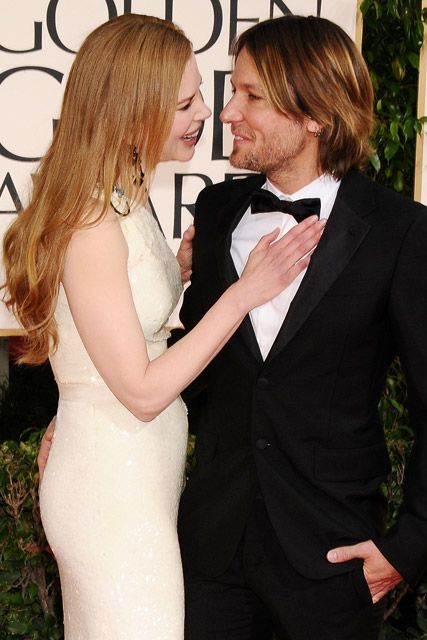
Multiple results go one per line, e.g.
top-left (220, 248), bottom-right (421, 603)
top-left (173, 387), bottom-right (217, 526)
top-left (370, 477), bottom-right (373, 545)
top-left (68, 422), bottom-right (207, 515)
top-left (0, 434), bottom-right (62, 640)
top-left (361, 0), bottom-right (427, 195)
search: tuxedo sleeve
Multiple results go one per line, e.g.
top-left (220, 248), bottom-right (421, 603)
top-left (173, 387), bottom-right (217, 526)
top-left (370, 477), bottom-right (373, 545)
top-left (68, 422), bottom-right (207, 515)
top-left (373, 207), bottom-right (427, 586)
top-left (169, 189), bottom-right (211, 415)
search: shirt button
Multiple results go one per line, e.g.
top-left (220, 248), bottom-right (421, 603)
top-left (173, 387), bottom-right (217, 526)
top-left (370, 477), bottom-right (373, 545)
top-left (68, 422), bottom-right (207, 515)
top-left (257, 377), bottom-right (269, 389)
top-left (255, 438), bottom-right (271, 450)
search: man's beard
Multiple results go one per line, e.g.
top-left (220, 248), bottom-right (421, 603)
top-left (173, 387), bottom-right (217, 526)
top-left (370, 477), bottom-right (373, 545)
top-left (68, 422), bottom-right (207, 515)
top-left (229, 130), bottom-right (306, 175)
top-left (229, 148), bottom-right (268, 173)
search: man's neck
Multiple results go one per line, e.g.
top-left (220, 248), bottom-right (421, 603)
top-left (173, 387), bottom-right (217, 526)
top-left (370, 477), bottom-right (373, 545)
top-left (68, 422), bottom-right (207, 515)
top-left (266, 149), bottom-right (322, 196)
top-left (267, 167), bottom-right (322, 196)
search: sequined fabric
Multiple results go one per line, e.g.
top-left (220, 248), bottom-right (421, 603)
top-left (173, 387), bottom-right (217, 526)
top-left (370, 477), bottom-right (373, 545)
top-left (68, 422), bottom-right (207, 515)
top-left (40, 204), bottom-right (188, 639)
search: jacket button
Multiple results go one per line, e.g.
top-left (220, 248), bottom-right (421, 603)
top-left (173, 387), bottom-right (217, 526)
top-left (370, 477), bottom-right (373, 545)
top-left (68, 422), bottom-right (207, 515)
top-left (255, 438), bottom-right (270, 450)
top-left (257, 377), bottom-right (269, 389)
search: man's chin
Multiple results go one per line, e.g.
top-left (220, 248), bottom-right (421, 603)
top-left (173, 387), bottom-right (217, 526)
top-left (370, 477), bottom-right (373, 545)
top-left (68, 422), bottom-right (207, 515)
top-left (229, 152), bottom-right (263, 174)
top-left (229, 151), bottom-right (254, 171)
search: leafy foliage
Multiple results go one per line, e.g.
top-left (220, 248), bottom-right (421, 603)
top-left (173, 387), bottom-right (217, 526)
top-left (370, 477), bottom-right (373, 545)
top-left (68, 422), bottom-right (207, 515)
top-left (0, 432), bottom-right (62, 639)
top-left (1, 1), bottom-right (427, 638)
top-left (377, 362), bottom-right (427, 638)
top-left (361, 0), bottom-right (427, 195)
top-left (360, 1), bottom-right (427, 636)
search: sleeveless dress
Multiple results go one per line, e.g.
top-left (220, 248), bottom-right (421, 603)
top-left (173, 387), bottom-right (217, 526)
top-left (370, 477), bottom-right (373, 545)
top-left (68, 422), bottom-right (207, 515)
top-left (39, 203), bottom-right (188, 640)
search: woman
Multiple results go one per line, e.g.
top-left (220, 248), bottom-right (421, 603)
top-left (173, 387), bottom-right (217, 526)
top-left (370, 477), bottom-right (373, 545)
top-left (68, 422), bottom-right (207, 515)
top-left (2, 14), bottom-right (324, 639)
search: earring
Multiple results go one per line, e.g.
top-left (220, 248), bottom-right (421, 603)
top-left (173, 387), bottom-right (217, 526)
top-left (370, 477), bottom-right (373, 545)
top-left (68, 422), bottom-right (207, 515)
top-left (132, 147), bottom-right (145, 186)
top-left (110, 185), bottom-right (130, 217)
top-left (314, 129), bottom-right (322, 138)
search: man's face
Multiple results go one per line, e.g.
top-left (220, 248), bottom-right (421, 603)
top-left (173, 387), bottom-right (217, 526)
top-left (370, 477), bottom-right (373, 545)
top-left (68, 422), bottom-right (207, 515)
top-left (220, 47), bottom-right (317, 180)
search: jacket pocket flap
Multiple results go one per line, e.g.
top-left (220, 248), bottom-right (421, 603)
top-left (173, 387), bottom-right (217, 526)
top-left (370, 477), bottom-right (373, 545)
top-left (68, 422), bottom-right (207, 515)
top-left (314, 442), bottom-right (390, 481)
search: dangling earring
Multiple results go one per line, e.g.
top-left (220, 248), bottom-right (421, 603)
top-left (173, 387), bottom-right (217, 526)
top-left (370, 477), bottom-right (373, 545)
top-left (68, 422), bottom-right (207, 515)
top-left (132, 147), bottom-right (145, 186)
top-left (110, 185), bottom-right (130, 217)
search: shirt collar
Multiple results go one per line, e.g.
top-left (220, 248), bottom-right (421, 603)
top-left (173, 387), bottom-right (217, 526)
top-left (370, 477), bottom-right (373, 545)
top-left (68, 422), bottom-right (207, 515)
top-left (265, 173), bottom-right (340, 202)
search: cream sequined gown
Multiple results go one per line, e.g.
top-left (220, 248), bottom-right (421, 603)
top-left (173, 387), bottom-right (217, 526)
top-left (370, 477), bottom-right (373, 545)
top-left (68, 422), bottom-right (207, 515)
top-left (40, 203), bottom-right (188, 640)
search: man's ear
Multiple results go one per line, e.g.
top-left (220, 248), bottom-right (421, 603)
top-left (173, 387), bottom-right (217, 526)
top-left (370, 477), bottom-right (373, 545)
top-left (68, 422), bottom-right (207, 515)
top-left (306, 118), bottom-right (322, 135)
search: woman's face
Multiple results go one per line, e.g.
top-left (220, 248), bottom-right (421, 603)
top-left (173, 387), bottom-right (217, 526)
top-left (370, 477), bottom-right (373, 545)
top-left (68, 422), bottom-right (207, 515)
top-left (160, 53), bottom-right (211, 162)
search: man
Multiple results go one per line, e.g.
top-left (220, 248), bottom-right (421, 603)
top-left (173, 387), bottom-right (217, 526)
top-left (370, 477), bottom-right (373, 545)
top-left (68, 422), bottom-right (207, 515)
top-left (177, 15), bottom-right (427, 640)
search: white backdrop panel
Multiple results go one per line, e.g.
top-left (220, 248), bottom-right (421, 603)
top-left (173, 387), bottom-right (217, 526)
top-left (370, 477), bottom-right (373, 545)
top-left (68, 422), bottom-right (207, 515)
top-left (0, 0), bottom-right (358, 330)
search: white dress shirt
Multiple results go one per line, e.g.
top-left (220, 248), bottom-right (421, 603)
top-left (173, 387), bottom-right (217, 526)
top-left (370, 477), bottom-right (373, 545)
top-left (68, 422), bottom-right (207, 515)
top-left (230, 174), bottom-right (341, 359)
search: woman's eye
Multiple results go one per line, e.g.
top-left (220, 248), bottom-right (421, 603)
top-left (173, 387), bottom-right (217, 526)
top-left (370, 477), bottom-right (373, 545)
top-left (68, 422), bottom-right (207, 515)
top-left (248, 93), bottom-right (261, 100)
top-left (178, 102), bottom-right (191, 111)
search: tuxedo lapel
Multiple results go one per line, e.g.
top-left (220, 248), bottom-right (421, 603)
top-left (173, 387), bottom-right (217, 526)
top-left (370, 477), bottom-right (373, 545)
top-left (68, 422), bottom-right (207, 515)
top-left (215, 175), bottom-right (265, 363)
top-left (266, 176), bottom-right (372, 362)
top-left (214, 196), bottom-right (247, 290)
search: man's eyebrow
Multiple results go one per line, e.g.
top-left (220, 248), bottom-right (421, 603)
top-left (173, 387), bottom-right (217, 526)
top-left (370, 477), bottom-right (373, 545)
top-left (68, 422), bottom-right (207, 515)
top-left (230, 78), bottom-right (264, 93)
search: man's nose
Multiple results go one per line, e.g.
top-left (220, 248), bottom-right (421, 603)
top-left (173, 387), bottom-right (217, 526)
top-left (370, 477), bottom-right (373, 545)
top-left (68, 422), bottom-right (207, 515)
top-left (220, 95), bottom-right (242, 123)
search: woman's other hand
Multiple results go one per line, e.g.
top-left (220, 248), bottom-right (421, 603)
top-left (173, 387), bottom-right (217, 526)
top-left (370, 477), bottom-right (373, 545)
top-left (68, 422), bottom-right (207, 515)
top-left (37, 417), bottom-right (56, 483)
top-left (176, 224), bottom-right (195, 284)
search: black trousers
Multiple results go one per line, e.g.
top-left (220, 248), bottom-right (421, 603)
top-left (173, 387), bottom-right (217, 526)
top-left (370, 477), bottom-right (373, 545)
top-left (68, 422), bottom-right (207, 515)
top-left (183, 495), bottom-right (385, 640)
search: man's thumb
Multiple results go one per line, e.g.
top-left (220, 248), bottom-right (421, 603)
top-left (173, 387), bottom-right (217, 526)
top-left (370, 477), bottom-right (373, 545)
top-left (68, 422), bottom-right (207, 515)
top-left (327, 545), bottom-right (357, 563)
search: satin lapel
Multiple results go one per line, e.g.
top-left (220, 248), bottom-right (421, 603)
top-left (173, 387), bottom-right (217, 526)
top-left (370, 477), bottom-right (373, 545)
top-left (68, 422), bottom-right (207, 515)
top-left (266, 193), bottom-right (371, 362)
top-left (215, 176), bottom-right (265, 363)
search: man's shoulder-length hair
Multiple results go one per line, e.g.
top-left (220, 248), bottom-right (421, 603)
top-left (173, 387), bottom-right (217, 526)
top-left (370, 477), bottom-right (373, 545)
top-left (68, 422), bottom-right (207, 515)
top-left (233, 15), bottom-right (374, 180)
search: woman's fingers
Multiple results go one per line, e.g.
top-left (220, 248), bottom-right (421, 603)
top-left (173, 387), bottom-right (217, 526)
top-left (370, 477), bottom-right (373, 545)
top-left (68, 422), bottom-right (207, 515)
top-left (274, 216), bottom-right (325, 248)
top-left (37, 416), bottom-right (57, 481)
top-left (176, 224), bottom-right (195, 284)
top-left (280, 214), bottom-right (321, 238)
top-left (285, 245), bottom-right (317, 278)
top-left (254, 217), bottom-right (325, 261)
top-left (252, 227), bottom-right (280, 252)
top-left (182, 223), bottom-right (195, 243)
top-left (238, 216), bottom-right (327, 310)
top-left (270, 218), bottom-right (326, 264)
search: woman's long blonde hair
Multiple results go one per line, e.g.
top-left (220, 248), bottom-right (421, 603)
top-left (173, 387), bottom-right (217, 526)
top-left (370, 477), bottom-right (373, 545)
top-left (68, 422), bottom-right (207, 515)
top-left (2, 13), bottom-right (192, 364)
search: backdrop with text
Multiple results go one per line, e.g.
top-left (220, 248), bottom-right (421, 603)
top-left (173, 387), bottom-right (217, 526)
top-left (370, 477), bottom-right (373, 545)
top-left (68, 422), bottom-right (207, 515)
top-left (0, 0), bottom-right (360, 330)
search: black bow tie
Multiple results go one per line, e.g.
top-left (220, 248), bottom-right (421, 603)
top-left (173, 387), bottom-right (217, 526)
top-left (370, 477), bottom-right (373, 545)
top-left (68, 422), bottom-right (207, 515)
top-left (250, 189), bottom-right (321, 222)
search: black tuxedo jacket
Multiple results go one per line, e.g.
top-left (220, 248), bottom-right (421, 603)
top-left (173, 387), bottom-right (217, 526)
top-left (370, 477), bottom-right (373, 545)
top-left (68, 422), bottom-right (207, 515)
top-left (177, 170), bottom-right (427, 587)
